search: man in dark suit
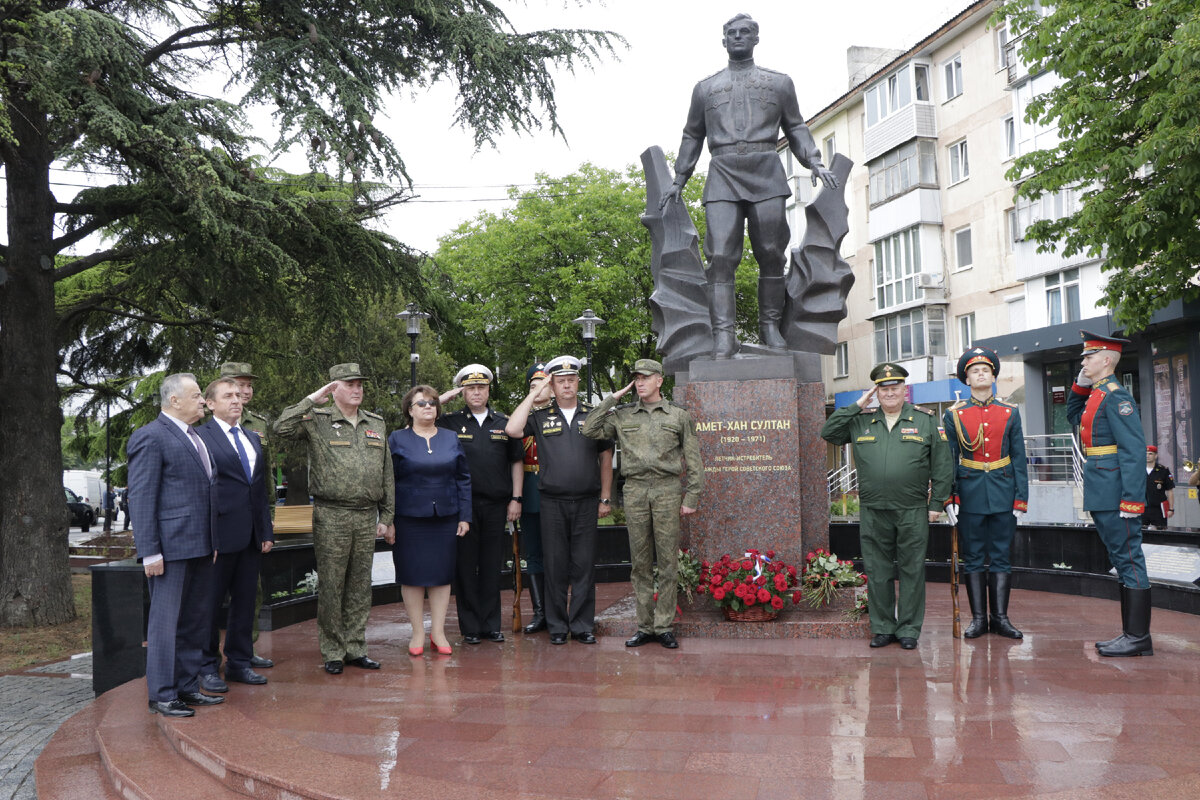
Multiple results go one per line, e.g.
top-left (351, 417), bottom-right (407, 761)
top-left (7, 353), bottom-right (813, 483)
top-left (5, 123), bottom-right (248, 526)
top-left (127, 372), bottom-right (222, 717)
top-left (196, 377), bottom-right (275, 691)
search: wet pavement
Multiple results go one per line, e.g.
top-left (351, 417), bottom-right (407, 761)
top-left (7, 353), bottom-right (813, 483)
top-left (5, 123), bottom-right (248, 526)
top-left (31, 581), bottom-right (1200, 798)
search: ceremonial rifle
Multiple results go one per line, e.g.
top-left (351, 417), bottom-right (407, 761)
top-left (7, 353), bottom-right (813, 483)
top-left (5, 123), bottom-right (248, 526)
top-left (951, 523), bottom-right (962, 638)
top-left (510, 520), bottom-right (523, 632)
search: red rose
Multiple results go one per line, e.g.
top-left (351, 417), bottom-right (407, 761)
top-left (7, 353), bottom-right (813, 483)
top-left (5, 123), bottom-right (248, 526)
top-left (771, 596), bottom-right (784, 610)
top-left (723, 581), bottom-right (735, 592)
top-left (807, 551), bottom-right (815, 561)
top-left (766, 550), bottom-right (776, 559)
top-left (741, 559), bottom-right (753, 570)
top-left (712, 588), bottom-right (726, 600)
top-left (698, 584), bottom-right (709, 594)
top-left (774, 574), bottom-right (788, 591)
top-left (744, 594), bottom-right (756, 606)
top-left (756, 575), bottom-right (767, 586)
top-left (757, 588), bottom-right (771, 603)
top-left (817, 548), bottom-right (826, 555)
top-left (788, 566), bottom-right (797, 578)
top-left (734, 585), bottom-right (747, 599)
top-left (792, 590), bottom-right (802, 604)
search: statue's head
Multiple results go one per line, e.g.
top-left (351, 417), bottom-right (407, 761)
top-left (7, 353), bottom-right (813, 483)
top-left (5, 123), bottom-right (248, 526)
top-left (722, 13), bottom-right (759, 60)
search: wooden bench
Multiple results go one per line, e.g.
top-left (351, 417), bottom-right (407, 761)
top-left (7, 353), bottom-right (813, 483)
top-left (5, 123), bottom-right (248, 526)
top-left (273, 504), bottom-right (313, 535)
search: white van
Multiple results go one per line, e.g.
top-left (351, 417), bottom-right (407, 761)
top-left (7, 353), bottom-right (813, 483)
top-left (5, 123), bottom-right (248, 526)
top-left (63, 470), bottom-right (105, 518)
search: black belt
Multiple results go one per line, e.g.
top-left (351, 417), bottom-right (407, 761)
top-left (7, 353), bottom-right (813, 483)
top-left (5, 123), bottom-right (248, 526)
top-left (710, 142), bottom-right (777, 156)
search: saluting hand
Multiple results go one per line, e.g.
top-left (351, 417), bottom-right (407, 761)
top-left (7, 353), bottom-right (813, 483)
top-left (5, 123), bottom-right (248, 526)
top-left (308, 381), bottom-right (339, 405)
top-left (856, 385), bottom-right (878, 409)
top-left (439, 386), bottom-right (463, 405)
top-left (612, 380), bottom-right (636, 401)
top-left (528, 376), bottom-right (553, 405)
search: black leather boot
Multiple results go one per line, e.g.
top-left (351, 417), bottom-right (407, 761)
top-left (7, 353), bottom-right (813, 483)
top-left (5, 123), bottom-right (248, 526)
top-left (1095, 584), bottom-right (1128, 650)
top-left (1099, 586), bottom-right (1153, 657)
top-left (710, 281), bottom-right (740, 359)
top-left (757, 276), bottom-right (787, 349)
top-left (987, 572), bottom-right (1023, 639)
top-left (962, 572), bottom-right (988, 638)
top-left (522, 573), bottom-right (547, 634)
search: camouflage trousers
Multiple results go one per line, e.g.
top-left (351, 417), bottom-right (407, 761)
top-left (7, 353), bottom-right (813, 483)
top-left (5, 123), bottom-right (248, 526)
top-left (625, 477), bottom-right (682, 635)
top-left (312, 504), bottom-right (378, 662)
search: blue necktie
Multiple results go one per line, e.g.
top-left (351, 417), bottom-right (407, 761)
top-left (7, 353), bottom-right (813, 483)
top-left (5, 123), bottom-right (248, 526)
top-left (230, 426), bottom-right (253, 481)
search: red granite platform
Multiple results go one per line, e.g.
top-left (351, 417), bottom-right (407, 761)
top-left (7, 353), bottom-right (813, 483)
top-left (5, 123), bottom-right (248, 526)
top-left (37, 582), bottom-right (1200, 799)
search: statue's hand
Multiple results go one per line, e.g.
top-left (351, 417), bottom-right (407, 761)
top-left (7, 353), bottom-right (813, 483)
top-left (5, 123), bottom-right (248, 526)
top-left (658, 182), bottom-right (684, 211)
top-left (811, 166), bottom-right (839, 190)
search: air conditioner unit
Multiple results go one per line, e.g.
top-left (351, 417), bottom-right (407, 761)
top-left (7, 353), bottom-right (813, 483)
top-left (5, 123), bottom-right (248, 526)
top-left (917, 273), bottom-right (944, 289)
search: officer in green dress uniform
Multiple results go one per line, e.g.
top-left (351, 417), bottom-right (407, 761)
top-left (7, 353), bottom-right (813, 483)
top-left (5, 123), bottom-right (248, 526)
top-left (942, 347), bottom-right (1028, 640)
top-left (821, 363), bottom-right (953, 650)
top-left (1066, 331), bottom-right (1153, 657)
top-left (581, 358), bottom-right (704, 649)
top-left (273, 363), bottom-right (395, 674)
top-left (218, 362), bottom-right (276, 669)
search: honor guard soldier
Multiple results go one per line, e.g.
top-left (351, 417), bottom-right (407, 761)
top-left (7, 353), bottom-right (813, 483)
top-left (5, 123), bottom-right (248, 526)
top-left (821, 362), bottom-right (953, 650)
top-left (218, 361), bottom-right (276, 670)
top-left (506, 355), bottom-right (614, 645)
top-left (943, 347), bottom-right (1029, 639)
top-left (519, 362), bottom-right (549, 634)
top-left (1144, 446), bottom-right (1175, 528)
top-left (273, 363), bottom-right (394, 674)
top-left (581, 358), bottom-right (704, 649)
top-left (437, 364), bottom-right (524, 644)
top-left (1067, 331), bottom-right (1153, 657)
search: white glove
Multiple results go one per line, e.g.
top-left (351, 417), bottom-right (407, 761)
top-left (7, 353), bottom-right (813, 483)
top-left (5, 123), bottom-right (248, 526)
top-left (1075, 368), bottom-right (1093, 388)
top-left (1119, 511), bottom-right (1140, 519)
top-left (1013, 510), bottom-right (1025, 519)
top-left (945, 503), bottom-right (959, 526)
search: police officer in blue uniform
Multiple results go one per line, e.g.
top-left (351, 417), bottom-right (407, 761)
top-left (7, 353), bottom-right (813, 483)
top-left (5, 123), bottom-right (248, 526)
top-left (438, 364), bottom-right (524, 644)
top-left (1067, 330), bottom-right (1153, 657)
top-left (943, 347), bottom-right (1029, 639)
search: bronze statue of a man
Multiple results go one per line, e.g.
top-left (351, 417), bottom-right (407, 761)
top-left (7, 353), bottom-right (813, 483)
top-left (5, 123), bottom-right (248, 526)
top-left (662, 13), bottom-right (839, 359)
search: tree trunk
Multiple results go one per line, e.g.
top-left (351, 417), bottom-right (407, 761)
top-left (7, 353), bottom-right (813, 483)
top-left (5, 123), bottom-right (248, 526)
top-left (0, 96), bottom-right (76, 627)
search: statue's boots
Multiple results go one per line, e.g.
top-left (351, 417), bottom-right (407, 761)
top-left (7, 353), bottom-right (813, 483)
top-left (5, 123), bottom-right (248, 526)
top-left (1095, 584), bottom-right (1129, 650)
top-left (757, 276), bottom-right (788, 350)
top-left (522, 573), bottom-right (547, 634)
top-left (710, 281), bottom-right (741, 359)
top-left (962, 572), bottom-right (988, 638)
top-left (987, 572), bottom-right (1023, 639)
top-left (1098, 586), bottom-right (1153, 657)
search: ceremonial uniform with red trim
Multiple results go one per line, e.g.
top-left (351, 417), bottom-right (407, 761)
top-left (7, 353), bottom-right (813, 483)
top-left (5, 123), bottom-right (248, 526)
top-left (1066, 375), bottom-right (1149, 588)
top-left (943, 397), bottom-right (1029, 573)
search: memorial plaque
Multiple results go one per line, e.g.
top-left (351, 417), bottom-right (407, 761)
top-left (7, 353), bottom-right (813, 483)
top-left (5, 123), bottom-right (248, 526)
top-left (1138, 543), bottom-right (1200, 587)
top-left (679, 367), bottom-right (828, 567)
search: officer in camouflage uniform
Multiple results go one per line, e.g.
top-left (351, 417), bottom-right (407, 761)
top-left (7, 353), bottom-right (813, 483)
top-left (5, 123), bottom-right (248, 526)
top-left (821, 362), bottom-right (953, 650)
top-left (1067, 330), bottom-right (1153, 657)
top-left (218, 362), bottom-right (276, 669)
top-left (273, 363), bottom-right (394, 674)
top-left (581, 358), bottom-right (703, 649)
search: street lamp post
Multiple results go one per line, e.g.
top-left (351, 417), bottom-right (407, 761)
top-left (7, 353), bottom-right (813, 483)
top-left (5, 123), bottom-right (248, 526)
top-left (103, 387), bottom-right (112, 533)
top-left (396, 303), bottom-right (430, 389)
top-left (572, 309), bottom-right (606, 403)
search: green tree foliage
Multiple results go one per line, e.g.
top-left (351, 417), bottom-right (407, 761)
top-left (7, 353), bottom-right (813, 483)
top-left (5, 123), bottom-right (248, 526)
top-left (996, 0), bottom-right (1200, 330)
top-left (0, 1), bottom-right (618, 626)
top-left (429, 162), bottom-right (758, 408)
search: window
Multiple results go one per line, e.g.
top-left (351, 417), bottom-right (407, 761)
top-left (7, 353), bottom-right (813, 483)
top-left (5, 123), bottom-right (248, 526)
top-left (865, 63), bottom-right (932, 128)
top-left (948, 139), bottom-right (969, 183)
top-left (835, 342), bottom-right (849, 378)
top-left (1012, 187), bottom-right (1080, 241)
top-left (914, 64), bottom-right (930, 101)
top-left (954, 226), bottom-right (973, 270)
top-left (1046, 268), bottom-right (1081, 325)
top-left (873, 307), bottom-right (946, 362)
top-left (867, 140), bottom-right (938, 205)
top-left (957, 312), bottom-right (976, 352)
top-left (996, 23), bottom-right (1011, 70)
top-left (943, 54), bottom-right (963, 100)
top-left (822, 134), bottom-right (837, 167)
top-left (1004, 116), bottom-right (1016, 158)
top-left (874, 228), bottom-right (922, 310)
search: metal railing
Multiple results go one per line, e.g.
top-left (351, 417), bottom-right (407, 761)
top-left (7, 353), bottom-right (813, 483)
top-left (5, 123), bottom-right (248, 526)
top-left (1022, 434), bottom-right (1083, 485)
top-left (827, 463), bottom-right (857, 496)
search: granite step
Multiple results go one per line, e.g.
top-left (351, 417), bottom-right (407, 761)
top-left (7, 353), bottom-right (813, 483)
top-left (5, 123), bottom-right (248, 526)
top-left (32, 703), bottom-right (123, 800)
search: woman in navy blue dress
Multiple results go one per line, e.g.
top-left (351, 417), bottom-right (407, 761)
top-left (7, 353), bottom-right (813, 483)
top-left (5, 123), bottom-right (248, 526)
top-left (389, 385), bottom-right (471, 655)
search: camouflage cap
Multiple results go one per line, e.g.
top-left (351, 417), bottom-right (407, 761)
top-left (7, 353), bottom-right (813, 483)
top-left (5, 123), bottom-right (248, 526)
top-left (631, 358), bottom-right (663, 376)
top-left (329, 362), bottom-right (369, 382)
top-left (219, 361), bottom-right (257, 379)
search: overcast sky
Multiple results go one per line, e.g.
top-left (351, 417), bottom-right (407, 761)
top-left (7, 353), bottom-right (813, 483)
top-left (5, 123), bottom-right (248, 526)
top-left (366, 0), bottom-right (973, 253)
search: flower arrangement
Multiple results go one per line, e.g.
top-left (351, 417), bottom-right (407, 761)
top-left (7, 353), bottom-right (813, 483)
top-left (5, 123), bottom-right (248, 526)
top-left (845, 586), bottom-right (869, 622)
top-left (697, 549), bottom-right (800, 619)
top-left (653, 548), bottom-right (703, 609)
top-left (800, 549), bottom-right (864, 609)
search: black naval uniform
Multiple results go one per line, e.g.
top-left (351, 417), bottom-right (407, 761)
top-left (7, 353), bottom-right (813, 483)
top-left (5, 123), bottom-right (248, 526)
top-left (438, 407), bottom-right (523, 638)
top-left (522, 401), bottom-right (614, 638)
top-left (1144, 463), bottom-right (1175, 527)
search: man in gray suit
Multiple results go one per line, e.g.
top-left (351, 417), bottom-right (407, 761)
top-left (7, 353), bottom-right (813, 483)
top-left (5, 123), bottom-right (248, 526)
top-left (128, 373), bottom-right (222, 717)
